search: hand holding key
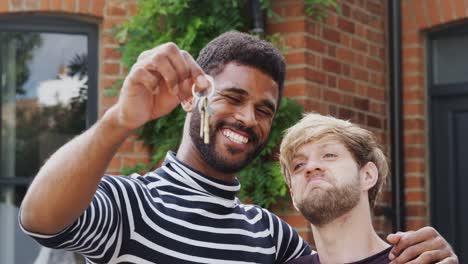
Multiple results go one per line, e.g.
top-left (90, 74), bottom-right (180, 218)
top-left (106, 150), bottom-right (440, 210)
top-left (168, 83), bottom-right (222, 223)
top-left (114, 42), bottom-right (210, 131)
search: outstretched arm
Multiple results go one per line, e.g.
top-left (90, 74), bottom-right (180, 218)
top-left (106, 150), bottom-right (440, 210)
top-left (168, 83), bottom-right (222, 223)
top-left (20, 43), bottom-right (209, 235)
top-left (387, 226), bottom-right (458, 264)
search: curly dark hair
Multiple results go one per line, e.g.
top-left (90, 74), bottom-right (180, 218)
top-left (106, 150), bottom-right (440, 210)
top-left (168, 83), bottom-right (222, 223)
top-left (197, 31), bottom-right (286, 106)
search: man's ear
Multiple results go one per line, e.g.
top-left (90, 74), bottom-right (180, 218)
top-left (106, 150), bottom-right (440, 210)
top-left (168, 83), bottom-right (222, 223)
top-left (181, 96), bottom-right (195, 112)
top-left (360, 162), bottom-right (378, 191)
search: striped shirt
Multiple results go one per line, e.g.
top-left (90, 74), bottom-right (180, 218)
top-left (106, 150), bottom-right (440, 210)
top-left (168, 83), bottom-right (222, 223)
top-left (21, 152), bottom-right (312, 263)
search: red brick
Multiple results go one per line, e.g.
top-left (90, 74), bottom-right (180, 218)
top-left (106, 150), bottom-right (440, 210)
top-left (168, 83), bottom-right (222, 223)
top-left (366, 29), bottom-right (384, 43)
top-left (367, 0), bottom-right (382, 14)
top-left (284, 82), bottom-right (313, 97)
top-left (405, 175), bottom-right (426, 188)
top-left (403, 89), bottom-right (425, 101)
top-left (283, 2), bottom-right (306, 17)
top-left (328, 76), bottom-right (336, 88)
top-left (101, 93), bottom-right (117, 108)
top-left (63, 0), bottom-right (75, 12)
top-left (403, 75), bottom-right (423, 87)
top-left (122, 155), bottom-right (149, 168)
top-left (342, 64), bottom-right (351, 77)
top-left (367, 115), bottom-right (382, 129)
top-left (405, 191), bottom-right (426, 203)
top-left (78, 0), bottom-right (89, 13)
top-left (351, 37), bottom-right (368, 53)
top-left (107, 1), bottom-right (127, 16)
top-left (403, 60), bottom-right (422, 74)
top-left (269, 20), bottom-right (306, 34)
top-left (427, 0), bottom-right (442, 26)
top-left (336, 47), bottom-right (354, 63)
top-left (11, 0), bottom-right (21, 10)
top-left (306, 68), bottom-right (327, 84)
top-left (338, 107), bottom-right (356, 120)
top-left (51, 0), bottom-right (61, 10)
top-left (351, 67), bottom-right (368, 82)
top-left (324, 89), bottom-right (342, 104)
top-left (402, 1), bottom-right (417, 31)
top-left (454, 0), bottom-right (466, 18)
top-left (404, 133), bottom-right (425, 145)
top-left (24, 0), bottom-right (39, 9)
top-left (369, 101), bottom-right (385, 115)
top-left (91, 0), bottom-right (105, 16)
top-left (366, 57), bottom-right (383, 72)
top-left (127, 2), bottom-right (138, 16)
top-left (341, 3), bottom-right (351, 17)
top-left (338, 78), bottom-right (356, 93)
top-left (0, 1), bottom-right (8, 12)
top-left (406, 219), bottom-right (428, 230)
top-left (108, 156), bottom-right (122, 170)
top-left (406, 205), bottom-right (427, 217)
top-left (322, 58), bottom-right (341, 74)
top-left (414, 0), bottom-right (429, 29)
top-left (322, 27), bottom-right (340, 43)
top-left (440, 0), bottom-right (455, 22)
top-left (405, 160), bottom-right (425, 173)
top-left (103, 18), bottom-right (128, 31)
top-left (340, 33), bottom-right (351, 47)
top-left (338, 17), bottom-right (355, 33)
top-left (104, 47), bottom-right (122, 60)
top-left (405, 146), bottom-right (425, 158)
top-left (404, 118), bottom-right (425, 130)
top-left (353, 97), bottom-right (369, 111)
top-left (285, 52), bottom-right (306, 65)
top-left (286, 67), bottom-right (306, 80)
top-left (285, 34), bottom-right (306, 49)
top-left (134, 140), bottom-right (149, 154)
top-left (328, 46), bottom-right (336, 57)
top-left (352, 8), bottom-right (369, 24)
top-left (103, 62), bottom-right (121, 75)
top-left (404, 102), bottom-right (424, 115)
top-left (368, 87), bottom-right (384, 101)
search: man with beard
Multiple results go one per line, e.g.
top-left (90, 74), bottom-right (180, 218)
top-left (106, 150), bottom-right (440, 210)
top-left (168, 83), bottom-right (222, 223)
top-left (279, 113), bottom-right (458, 263)
top-left (20, 32), bottom-right (456, 263)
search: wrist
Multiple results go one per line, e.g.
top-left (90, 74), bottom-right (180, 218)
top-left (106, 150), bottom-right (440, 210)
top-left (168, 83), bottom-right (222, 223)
top-left (100, 105), bottom-right (135, 138)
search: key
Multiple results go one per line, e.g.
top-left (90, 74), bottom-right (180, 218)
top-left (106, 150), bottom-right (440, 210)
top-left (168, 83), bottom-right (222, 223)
top-left (192, 75), bottom-right (215, 144)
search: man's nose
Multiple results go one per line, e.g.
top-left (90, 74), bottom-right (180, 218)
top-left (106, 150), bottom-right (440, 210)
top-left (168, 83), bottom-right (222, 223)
top-left (304, 159), bottom-right (323, 177)
top-left (234, 104), bottom-right (258, 128)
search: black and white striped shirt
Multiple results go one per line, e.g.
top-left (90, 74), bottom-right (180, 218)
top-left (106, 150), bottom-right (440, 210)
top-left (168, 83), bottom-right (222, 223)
top-left (21, 152), bottom-right (312, 263)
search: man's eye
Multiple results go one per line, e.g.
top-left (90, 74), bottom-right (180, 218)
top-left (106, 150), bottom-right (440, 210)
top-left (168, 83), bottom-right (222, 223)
top-left (256, 107), bottom-right (273, 117)
top-left (293, 163), bottom-right (305, 171)
top-left (323, 153), bottom-right (337, 158)
top-left (224, 95), bottom-right (241, 103)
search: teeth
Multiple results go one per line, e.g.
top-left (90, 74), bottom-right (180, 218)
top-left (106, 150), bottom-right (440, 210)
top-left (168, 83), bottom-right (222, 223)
top-left (222, 130), bottom-right (248, 144)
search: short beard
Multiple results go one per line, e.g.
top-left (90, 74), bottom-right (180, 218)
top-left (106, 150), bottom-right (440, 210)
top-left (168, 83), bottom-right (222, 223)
top-left (296, 177), bottom-right (361, 227)
top-left (189, 108), bottom-right (266, 174)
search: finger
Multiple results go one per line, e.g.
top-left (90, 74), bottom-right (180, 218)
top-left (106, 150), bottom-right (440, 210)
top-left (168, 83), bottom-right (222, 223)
top-left (127, 66), bottom-right (159, 94)
top-left (387, 232), bottom-right (404, 244)
top-left (404, 248), bottom-right (451, 264)
top-left (163, 44), bottom-right (190, 85)
top-left (390, 229), bottom-right (435, 258)
top-left (151, 54), bottom-right (179, 96)
top-left (391, 236), bottom-right (446, 263)
top-left (436, 256), bottom-right (459, 264)
top-left (181, 51), bottom-right (209, 92)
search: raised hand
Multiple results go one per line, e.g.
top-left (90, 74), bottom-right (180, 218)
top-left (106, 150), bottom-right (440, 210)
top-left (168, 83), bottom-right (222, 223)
top-left (115, 42), bottom-right (210, 130)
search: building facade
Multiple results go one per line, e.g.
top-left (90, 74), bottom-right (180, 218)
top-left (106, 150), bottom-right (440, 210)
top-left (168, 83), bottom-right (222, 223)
top-left (0, 0), bottom-right (466, 262)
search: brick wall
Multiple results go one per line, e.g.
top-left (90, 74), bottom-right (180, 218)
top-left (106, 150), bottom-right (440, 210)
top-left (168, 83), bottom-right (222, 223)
top-left (0, 0), bottom-right (149, 174)
top-left (267, 0), bottom-right (391, 244)
top-left (401, 0), bottom-right (468, 230)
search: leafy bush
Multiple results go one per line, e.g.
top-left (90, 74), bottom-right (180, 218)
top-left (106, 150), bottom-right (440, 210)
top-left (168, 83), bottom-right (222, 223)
top-left (114, 0), bottom-right (336, 208)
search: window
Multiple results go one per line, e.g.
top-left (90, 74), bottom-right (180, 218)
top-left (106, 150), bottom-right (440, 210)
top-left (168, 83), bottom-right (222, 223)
top-left (0, 16), bottom-right (98, 263)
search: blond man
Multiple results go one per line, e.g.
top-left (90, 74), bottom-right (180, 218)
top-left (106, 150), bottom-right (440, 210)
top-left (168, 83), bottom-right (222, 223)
top-left (279, 113), bottom-right (457, 264)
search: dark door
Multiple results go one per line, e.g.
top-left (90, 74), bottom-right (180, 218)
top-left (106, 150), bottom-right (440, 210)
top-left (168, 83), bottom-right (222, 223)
top-left (429, 25), bottom-right (468, 260)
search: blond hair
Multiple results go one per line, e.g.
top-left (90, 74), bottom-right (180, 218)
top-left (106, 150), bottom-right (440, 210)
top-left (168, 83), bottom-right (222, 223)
top-left (279, 113), bottom-right (388, 208)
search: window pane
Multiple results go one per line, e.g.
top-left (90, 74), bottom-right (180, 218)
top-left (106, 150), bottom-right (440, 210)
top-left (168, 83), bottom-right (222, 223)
top-left (0, 31), bottom-right (88, 264)
top-left (432, 33), bottom-right (468, 85)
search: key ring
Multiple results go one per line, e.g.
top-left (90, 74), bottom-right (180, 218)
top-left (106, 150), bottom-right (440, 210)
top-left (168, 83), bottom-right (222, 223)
top-left (192, 75), bottom-right (215, 99)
